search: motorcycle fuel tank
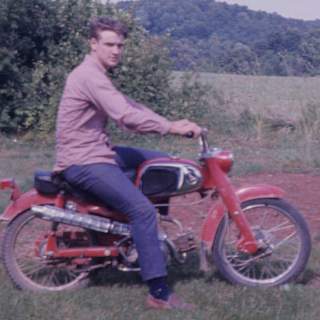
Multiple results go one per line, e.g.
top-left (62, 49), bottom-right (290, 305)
top-left (137, 158), bottom-right (203, 197)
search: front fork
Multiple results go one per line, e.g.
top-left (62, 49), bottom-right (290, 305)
top-left (205, 160), bottom-right (258, 254)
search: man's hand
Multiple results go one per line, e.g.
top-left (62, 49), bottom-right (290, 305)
top-left (169, 119), bottom-right (202, 138)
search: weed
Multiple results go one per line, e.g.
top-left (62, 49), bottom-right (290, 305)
top-left (296, 103), bottom-right (320, 164)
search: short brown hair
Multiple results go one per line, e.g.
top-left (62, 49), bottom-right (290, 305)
top-left (89, 17), bottom-right (128, 39)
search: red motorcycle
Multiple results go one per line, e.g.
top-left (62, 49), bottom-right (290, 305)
top-left (0, 131), bottom-right (311, 291)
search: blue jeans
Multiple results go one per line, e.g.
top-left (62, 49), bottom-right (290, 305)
top-left (63, 146), bottom-right (168, 281)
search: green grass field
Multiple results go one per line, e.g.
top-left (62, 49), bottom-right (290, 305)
top-left (1, 72), bottom-right (320, 319)
top-left (173, 71), bottom-right (320, 122)
top-left (1, 256), bottom-right (320, 320)
top-left (1, 133), bottom-right (320, 320)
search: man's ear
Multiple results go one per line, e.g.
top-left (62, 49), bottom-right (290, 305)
top-left (89, 38), bottom-right (98, 52)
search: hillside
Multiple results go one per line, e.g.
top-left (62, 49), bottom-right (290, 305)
top-left (119, 0), bottom-right (320, 76)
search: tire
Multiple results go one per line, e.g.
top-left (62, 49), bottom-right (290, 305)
top-left (2, 210), bottom-right (91, 292)
top-left (212, 198), bottom-right (311, 287)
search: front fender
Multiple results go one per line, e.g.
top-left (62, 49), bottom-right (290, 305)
top-left (199, 184), bottom-right (284, 270)
top-left (0, 188), bottom-right (56, 223)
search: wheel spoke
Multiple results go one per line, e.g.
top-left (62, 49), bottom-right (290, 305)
top-left (272, 231), bottom-right (298, 250)
top-left (43, 268), bottom-right (56, 286)
top-left (256, 208), bottom-right (271, 229)
top-left (2, 210), bottom-right (91, 291)
top-left (214, 199), bottom-right (311, 286)
top-left (266, 221), bottom-right (295, 233)
top-left (22, 264), bottom-right (48, 277)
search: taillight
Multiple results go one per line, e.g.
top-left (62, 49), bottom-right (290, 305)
top-left (0, 178), bottom-right (21, 200)
top-left (0, 179), bottom-right (14, 189)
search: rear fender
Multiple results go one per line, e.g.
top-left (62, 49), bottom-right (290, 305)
top-left (0, 189), bottom-right (56, 223)
top-left (199, 184), bottom-right (285, 270)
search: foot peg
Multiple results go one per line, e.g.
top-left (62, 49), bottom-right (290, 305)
top-left (173, 230), bottom-right (196, 253)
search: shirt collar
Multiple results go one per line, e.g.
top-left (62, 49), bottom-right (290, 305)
top-left (84, 54), bottom-right (106, 73)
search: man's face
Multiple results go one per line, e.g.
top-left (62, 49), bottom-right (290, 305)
top-left (90, 30), bottom-right (124, 69)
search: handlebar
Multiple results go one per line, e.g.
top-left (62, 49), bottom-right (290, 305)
top-left (199, 128), bottom-right (209, 153)
top-left (184, 128), bottom-right (210, 154)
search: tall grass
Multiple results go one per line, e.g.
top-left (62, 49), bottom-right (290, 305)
top-left (295, 103), bottom-right (320, 165)
top-left (173, 72), bottom-right (320, 122)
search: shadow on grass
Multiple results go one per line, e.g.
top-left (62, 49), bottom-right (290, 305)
top-left (296, 267), bottom-right (320, 287)
top-left (89, 251), bottom-right (219, 289)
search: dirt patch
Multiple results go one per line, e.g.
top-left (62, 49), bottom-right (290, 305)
top-left (167, 173), bottom-right (320, 287)
top-left (168, 173), bottom-right (320, 239)
top-left (233, 173), bottom-right (320, 239)
top-left (163, 170), bottom-right (320, 282)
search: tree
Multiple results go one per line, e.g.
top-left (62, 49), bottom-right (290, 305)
top-left (119, 0), bottom-right (320, 76)
top-left (0, 0), bottom-right (179, 134)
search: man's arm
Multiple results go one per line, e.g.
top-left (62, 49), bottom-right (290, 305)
top-left (84, 75), bottom-right (202, 137)
top-left (125, 96), bottom-right (202, 137)
top-left (84, 76), bottom-right (171, 134)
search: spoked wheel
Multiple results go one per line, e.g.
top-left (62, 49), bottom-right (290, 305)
top-left (2, 210), bottom-right (93, 292)
top-left (212, 198), bottom-right (311, 287)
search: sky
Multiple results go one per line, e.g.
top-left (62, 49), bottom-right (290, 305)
top-left (211, 1), bottom-right (320, 21)
top-left (107, 0), bottom-right (320, 21)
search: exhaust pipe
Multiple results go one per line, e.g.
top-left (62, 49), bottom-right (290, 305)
top-left (32, 205), bottom-right (131, 236)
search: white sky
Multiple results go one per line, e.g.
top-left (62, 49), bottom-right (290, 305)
top-left (107, 0), bottom-right (320, 21)
top-left (215, 0), bottom-right (320, 20)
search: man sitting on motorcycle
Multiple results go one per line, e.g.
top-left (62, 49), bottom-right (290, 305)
top-left (54, 16), bottom-right (202, 310)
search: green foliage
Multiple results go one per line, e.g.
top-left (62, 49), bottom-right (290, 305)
top-left (108, 31), bottom-right (173, 117)
top-left (0, 0), bottom-right (211, 135)
top-left (168, 73), bottom-right (226, 132)
top-left (120, 0), bottom-right (320, 76)
top-left (0, 0), bottom-right (94, 133)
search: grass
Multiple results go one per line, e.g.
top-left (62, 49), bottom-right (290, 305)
top-left (172, 71), bottom-right (320, 175)
top-left (1, 133), bottom-right (320, 319)
top-left (173, 72), bottom-right (320, 123)
top-left (0, 252), bottom-right (320, 320)
top-left (1, 71), bottom-right (320, 319)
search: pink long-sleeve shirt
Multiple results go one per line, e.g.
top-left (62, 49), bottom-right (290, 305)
top-left (54, 55), bottom-right (172, 171)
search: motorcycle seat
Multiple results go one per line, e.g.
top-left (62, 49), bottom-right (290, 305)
top-left (34, 169), bottom-right (136, 197)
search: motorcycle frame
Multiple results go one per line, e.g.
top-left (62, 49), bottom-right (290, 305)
top-left (0, 153), bottom-right (285, 263)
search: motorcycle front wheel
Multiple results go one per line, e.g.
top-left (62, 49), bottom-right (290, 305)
top-left (212, 198), bottom-right (311, 287)
top-left (2, 210), bottom-right (92, 292)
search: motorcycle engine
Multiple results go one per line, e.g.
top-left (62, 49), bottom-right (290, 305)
top-left (117, 234), bottom-right (171, 271)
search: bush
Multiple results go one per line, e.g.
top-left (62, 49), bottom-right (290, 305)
top-left (0, 0), bottom-right (212, 136)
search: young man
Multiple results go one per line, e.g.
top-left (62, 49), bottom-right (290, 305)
top-left (54, 17), bottom-right (201, 310)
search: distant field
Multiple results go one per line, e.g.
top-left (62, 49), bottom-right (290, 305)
top-left (173, 72), bottom-right (320, 122)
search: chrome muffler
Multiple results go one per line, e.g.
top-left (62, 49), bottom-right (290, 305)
top-left (32, 205), bottom-right (131, 236)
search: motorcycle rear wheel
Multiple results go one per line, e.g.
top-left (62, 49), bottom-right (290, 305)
top-left (212, 198), bottom-right (311, 287)
top-left (2, 210), bottom-right (92, 292)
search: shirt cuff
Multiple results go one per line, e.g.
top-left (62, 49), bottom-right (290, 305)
top-left (159, 119), bottom-right (172, 135)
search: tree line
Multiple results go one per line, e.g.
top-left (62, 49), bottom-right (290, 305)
top-left (119, 0), bottom-right (320, 76)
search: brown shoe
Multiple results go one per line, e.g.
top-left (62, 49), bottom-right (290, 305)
top-left (146, 293), bottom-right (195, 310)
